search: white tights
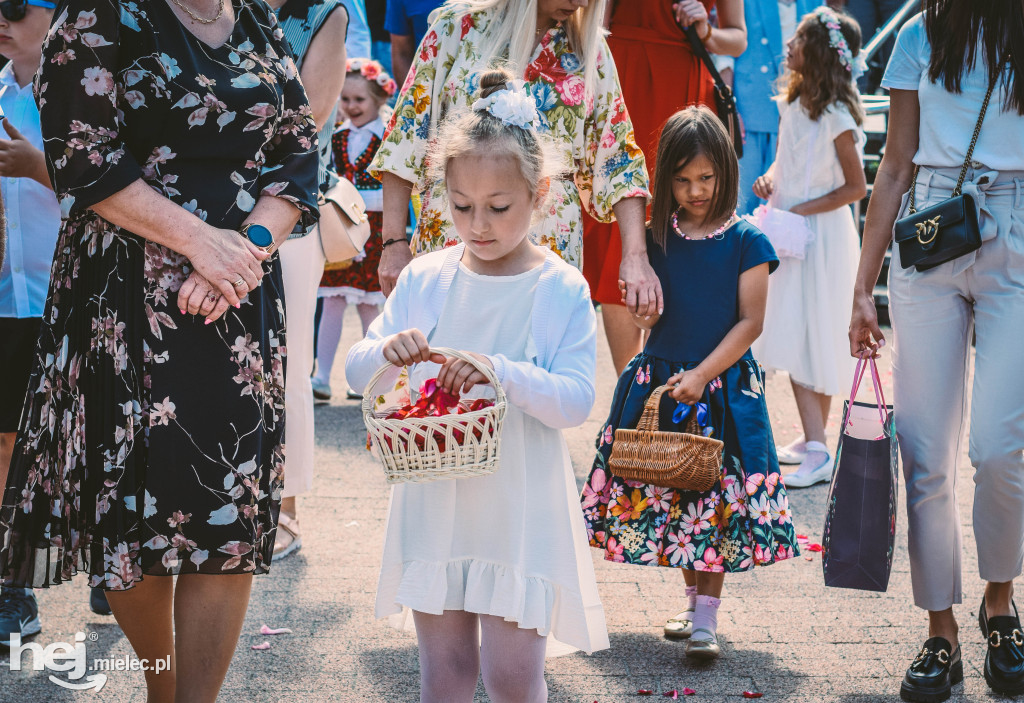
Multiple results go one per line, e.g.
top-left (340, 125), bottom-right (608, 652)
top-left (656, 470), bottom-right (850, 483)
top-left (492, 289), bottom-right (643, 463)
top-left (313, 295), bottom-right (379, 386)
top-left (413, 610), bottom-right (548, 703)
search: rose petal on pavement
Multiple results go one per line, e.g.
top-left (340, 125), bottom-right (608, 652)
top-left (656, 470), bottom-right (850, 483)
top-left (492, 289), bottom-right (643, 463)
top-left (742, 692), bottom-right (764, 698)
top-left (662, 692), bottom-right (678, 699)
top-left (638, 690), bottom-right (654, 696)
top-left (259, 625), bottom-right (292, 635)
top-left (345, 521), bottom-right (359, 527)
top-left (806, 543), bottom-right (823, 552)
top-left (682, 689), bottom-right (696, 696)
top-left (250, 641), bottom-right (271, 650)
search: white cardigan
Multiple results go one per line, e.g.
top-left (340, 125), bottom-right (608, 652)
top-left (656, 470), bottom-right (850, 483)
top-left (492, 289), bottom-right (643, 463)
top-left (345, 244), bottom-right (597, 429)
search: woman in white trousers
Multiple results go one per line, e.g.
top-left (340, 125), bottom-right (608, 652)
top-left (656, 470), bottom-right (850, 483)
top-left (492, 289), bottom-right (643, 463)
top-left (270, 0), bottom-right (349, 559)
top-left (849, 3), bottom-right (1024, 701)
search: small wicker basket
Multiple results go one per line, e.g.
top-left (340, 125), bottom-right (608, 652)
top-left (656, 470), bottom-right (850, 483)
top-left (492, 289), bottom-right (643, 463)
top-left (608, 385), bottom-right (723, 492)
top-left (361, 346), bottom-right (507, 484)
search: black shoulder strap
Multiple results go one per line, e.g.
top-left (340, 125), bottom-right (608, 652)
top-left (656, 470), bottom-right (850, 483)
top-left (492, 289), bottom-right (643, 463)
top-left (684, 24), bottom-right (730, 95)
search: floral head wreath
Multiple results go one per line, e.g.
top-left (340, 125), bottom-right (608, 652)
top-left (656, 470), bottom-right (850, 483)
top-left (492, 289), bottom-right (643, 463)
top-left (471, 80), bottom-right (541, 131)
top-left (812, 7), bottom-right (868, 81)
top-left (346, 57), bottom-right (398, 96)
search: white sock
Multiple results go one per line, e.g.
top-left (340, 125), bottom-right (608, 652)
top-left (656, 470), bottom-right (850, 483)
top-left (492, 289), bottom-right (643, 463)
top-left (313, 296), bottom-right (347, 385)
top-left (691, 595), bottom-right (721, 642)
top-left (685, 584), bottom-right (698, 611)
top-left (796, 441), bottom-right (830, 473)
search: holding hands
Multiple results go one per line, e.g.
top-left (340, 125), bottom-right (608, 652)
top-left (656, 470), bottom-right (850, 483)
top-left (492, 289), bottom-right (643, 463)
top-left (383, 329), bottom-right (494, 394)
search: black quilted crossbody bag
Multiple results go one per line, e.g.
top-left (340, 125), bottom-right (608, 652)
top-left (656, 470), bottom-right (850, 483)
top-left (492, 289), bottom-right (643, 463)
top-left (893, 58), bottom-right (1006, 271)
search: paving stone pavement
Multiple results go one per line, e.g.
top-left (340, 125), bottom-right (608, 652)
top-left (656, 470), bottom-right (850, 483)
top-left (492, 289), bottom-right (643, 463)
top-left (1, 308), bottom-right (1016, 702)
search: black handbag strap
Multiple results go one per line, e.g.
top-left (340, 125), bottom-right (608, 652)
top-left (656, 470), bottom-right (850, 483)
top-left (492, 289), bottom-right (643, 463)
top-left (683, 24), bottom-right (734, 107)
top-left (908, 55), bottom-right (1007, 212)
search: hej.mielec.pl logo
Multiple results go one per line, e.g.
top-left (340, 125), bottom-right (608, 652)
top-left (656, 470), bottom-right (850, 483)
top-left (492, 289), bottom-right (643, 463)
top-left (8, 631), bottom-right (170, 691)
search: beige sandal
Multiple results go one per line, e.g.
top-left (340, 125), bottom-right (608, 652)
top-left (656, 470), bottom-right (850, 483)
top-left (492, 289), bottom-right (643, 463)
top-left (272, 512), bottom-right (302, 561)
top-left (663, 607), bottom-right (694, 640)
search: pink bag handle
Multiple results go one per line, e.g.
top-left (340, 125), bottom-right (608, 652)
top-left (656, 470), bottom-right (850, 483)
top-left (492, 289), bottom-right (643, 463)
top-left (847, 354), bottom-right (888, 426)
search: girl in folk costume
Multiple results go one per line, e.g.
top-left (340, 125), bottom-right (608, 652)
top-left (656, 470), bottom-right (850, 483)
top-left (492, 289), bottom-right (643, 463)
top-left (313, 58), bottom-right (397, 401)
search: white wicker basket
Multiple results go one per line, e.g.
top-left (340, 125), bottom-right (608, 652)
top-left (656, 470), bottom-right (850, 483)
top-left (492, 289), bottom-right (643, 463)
top-left (361, 347), bottom-right (507, 484)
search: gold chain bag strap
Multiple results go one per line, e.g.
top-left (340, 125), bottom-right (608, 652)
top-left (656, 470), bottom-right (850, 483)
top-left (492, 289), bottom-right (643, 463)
top-left (608, 385), bottom-right (723, 492)
top-left (893, 57), bottom-right (1006, 271)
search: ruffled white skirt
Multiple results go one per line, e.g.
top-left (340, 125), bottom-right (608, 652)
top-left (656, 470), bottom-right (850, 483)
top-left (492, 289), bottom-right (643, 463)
top-left (753, 205), bottom-right (860, 396)
top-left (374, 406), bottom-right (609, 656)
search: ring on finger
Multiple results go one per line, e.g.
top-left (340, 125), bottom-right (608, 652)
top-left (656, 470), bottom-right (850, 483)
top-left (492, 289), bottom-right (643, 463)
top-left (233, 277), bottom-right (246, 288)
top-left (207, 292), bottom-right (218, 302)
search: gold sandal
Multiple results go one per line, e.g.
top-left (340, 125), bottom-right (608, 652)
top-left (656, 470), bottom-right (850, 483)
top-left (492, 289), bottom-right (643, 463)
top-left (663, 607), bottom-right (694, 640)
top-left (272, 512), bottom-right (302, 561)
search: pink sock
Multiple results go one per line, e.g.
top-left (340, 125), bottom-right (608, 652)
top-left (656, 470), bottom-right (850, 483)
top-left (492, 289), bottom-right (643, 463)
top-left (685, 585), bottom-right (698, 610)
top-left (691, 595), bottom-right (721, 642)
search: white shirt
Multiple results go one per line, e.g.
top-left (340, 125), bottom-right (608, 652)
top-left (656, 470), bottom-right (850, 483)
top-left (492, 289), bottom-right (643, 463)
top-left (778, 0), bottom-right (798, 44)
top-left (337, 116), bottom-right (384, 211)
top-left (0, 64), bottom-right (61, 318)
top-left (882, 13), bottom-right (1024, 171)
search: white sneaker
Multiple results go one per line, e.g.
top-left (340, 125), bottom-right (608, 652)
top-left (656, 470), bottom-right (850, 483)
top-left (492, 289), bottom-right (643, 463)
top-left (776, 435), bottom-right (807, 465)
top-left (783, 441), bottom-right (832, 488)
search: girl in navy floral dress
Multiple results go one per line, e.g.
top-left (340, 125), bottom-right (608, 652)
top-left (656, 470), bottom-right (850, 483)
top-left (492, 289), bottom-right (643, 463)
top-left (581, 106), bottom-right (799, 660)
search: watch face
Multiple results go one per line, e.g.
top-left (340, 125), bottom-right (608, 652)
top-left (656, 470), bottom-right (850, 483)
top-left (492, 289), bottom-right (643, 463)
top-left (245, 224), bottom-right (274, 248)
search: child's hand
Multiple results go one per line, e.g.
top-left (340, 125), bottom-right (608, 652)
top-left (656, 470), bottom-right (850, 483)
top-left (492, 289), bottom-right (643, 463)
top-left (382, 329), bottom-right (446, 367)
top-left (753, 174), bottom-right (774, 200)
top-left (436, 352), bottom-right (493, 395)
top-left (667, 369), bottom-right (707, 405)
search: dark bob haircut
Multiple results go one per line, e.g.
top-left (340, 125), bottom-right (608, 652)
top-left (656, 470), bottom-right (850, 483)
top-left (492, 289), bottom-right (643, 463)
top-left (649, 106), bottom-right (739, 251)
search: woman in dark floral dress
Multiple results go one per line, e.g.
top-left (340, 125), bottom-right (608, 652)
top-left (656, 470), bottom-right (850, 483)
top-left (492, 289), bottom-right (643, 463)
top-left (0, 0), bottom-right (319, 696)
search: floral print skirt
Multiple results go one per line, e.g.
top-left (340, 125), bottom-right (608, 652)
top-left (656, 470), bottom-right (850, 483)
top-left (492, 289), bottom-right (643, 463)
top-left (0, 220), bottom-right (287, 590)
top-left (581, 353), bottom-right (800, 572)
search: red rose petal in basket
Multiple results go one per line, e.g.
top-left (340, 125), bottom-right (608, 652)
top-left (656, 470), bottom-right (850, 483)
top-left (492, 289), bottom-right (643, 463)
top-left (250, 641), bottom-right (271, 651)
top-left (259, 625), bottom-right (292, 635)
top-left (742, 692), bottom-right (763, 698)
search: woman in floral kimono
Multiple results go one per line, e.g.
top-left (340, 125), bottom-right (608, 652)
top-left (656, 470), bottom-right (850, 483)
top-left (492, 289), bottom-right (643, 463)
top-left (371, 0), bottom-right (662, 318)
top-left (0, 0), bottom-right (319, 698)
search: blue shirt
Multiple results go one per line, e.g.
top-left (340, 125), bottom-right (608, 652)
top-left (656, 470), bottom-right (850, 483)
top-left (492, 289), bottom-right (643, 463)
top-left (645, 220), bottom-right (778, 362)
top-left (0, 64), bottom-right (61, 318)
top-left (384, 0), bottom-right (443, 45)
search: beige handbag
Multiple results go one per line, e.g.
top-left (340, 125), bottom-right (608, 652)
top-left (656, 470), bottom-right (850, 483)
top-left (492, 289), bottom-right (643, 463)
top-left (318, 178), bottom-right (371, 270)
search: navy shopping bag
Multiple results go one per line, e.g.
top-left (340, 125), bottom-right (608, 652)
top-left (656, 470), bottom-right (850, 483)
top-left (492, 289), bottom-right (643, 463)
top-left (821, 356), bottom-right (899, 592)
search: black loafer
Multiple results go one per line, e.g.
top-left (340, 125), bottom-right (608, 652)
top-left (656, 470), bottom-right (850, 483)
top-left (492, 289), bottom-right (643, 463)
top-left (980, 597), bottom-right (1024, 696)
top-left (900, 636), bottom-right (963, 703)
top-left (89, 587), bottom-right (112, 616)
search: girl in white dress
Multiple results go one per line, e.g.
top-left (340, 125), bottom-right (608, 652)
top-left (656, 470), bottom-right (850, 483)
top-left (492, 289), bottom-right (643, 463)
top-left (751, 7), bottom-right (868, 487)
top-left (345, 69), bottom-right (607, 702)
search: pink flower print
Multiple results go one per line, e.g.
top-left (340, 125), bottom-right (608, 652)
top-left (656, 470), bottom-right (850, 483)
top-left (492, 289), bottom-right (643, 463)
top-left (557, 74), bottom-right (586, 106)
top-left (81, 66), bottom-right (114, 97)
top-left (599, 424), bottom-right (613, 447)
top-left (744, 472), bottom-right (766, 496)
top-left (112, 541), bottom-right (138, 588)
top-left (666, 531), bottom-right (696, 566)
top-left (640, 540), bottom-right (662, 564)
top-left (605, 537), bottom-right (625, 562)
top-left (680, 501), bottom-right (714, 535)
top-left (694, 547), bottom-right (725, 572)
top-left (644, 485), bottom-right (672, 513)
top-left (749, 494), bottom-right (772, 525)
top-left (770, 494), bottom-right (792, 524)
top-left (218, 540), bottom-right (252, 571)
top-left (600, 130), bottom-right (616, 149)
top-left (776, 544), bottom-right (795, 560)
top-left (581, 467), bottom-right (607, 509)
top-left (738, 544), bottom-right (754, 570)
top-left (418, 29), bottom-right (439, 61)
top-left (763, 473), bottom-right (780, 496)
top-left (150, 397), bottom-right (176, 426)
top-left (753, 543), bottom-right (771, 565)
top-left (52, 49), bottom-right (76, 65)
top-left (724, 479), bottom-right (747, 517)
top-left (167, 511), bottom-right (191, 528)
top-left (708, 376), bottom-right (723, 393)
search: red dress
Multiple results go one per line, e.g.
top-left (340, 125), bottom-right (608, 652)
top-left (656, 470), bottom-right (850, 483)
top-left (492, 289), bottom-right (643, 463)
top-left (319, 128), bottom-right (384, 294)
top-left (582, 0), bottom-right (717, 304)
